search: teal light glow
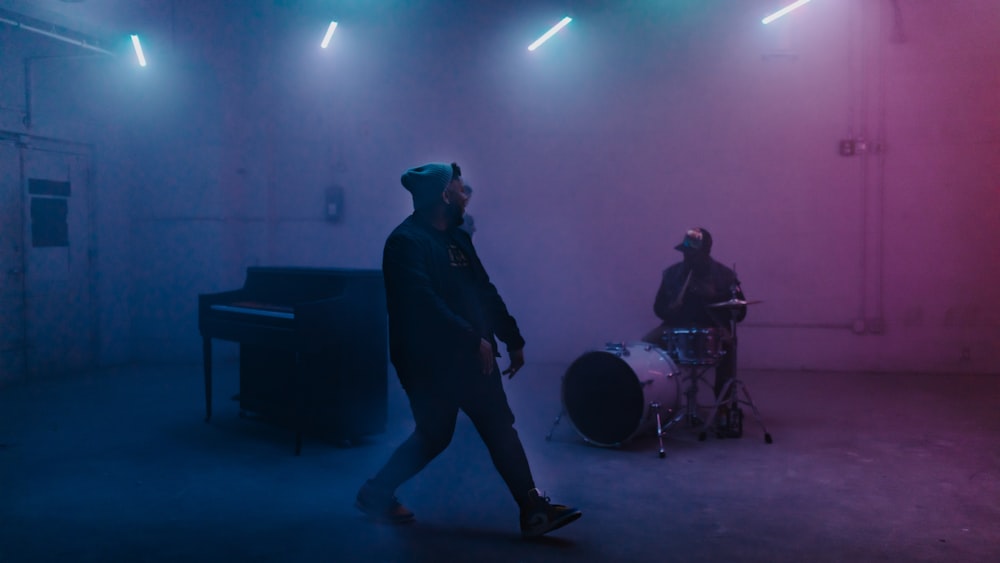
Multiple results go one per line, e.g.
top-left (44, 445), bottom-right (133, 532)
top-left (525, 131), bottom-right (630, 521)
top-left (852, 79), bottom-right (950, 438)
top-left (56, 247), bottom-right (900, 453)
top-left (528, 16), bottom-right (572, 51)
top-left (130, 34), bottom-right (146, 66)
top-left (762, 0), bottom-right (813, 24)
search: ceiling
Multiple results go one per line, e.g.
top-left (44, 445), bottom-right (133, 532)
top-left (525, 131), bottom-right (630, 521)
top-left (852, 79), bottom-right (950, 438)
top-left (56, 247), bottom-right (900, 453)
top-left (0, 0), bottom-right (165, 38)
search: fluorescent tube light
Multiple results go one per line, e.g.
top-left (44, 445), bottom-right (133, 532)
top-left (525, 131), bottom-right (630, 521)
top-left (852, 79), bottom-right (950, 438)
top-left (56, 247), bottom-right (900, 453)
top-left (762, 0), bottom-right (813, 24)
top-left (321, 21), bottom-right (338, 48)
top-left (130, 34), bottom-right (146, 66)
top-left (528, 16), bottom-right (572, 51)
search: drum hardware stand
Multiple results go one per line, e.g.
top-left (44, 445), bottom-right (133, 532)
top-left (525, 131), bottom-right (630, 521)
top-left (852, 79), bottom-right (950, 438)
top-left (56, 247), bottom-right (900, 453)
top-left (604, 341), bottom-right (630, 356)
top-left (652, 401), bottom-right (668, 458)
top-left (657, 363), bottom-right (714, 435)
top-left (698, 290), bottom-right (773, 444)
top-left (545, 406), bottom-right (564, 442)
top-left (698, 376), bottom-right (772, 443)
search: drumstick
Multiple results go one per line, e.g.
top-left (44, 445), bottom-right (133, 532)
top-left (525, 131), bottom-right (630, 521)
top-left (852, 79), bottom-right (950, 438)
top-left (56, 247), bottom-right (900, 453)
top-left (671, 269), bottom-right (693, 309)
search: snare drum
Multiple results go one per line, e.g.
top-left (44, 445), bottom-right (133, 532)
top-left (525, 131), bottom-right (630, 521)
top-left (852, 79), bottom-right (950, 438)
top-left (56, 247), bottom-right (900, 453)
top-left (561, 342), bottom-right (680, 447)
top-left (662, 327), bottom-right (724, 365)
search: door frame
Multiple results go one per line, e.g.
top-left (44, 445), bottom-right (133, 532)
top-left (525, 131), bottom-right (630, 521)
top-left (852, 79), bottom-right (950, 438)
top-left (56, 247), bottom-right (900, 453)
top-left (0, 134), bottom-right (27, 383)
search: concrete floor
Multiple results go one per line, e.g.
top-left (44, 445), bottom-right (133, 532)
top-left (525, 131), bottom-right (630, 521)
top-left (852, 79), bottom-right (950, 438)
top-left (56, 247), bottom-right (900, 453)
top-left (1, 359), bottom-right (998, 562)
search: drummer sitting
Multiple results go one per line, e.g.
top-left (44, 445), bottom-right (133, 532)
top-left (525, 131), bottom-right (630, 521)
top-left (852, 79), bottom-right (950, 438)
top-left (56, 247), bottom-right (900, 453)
top-left (642, 227), bottom-right (746, 401)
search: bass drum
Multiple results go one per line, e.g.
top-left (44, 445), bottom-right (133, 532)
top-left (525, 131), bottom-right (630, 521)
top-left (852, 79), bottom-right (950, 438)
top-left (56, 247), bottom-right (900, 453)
top-left (562, 342), bottom-right (680, 447)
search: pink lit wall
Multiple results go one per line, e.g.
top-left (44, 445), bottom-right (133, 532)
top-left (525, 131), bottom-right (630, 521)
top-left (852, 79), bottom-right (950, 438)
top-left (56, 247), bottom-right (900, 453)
top-left (223, 0), bottom-right (1000, 373)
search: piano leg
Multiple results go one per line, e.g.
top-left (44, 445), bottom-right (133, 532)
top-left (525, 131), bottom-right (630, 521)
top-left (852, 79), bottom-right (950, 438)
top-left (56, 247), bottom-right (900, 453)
top-left (203, 336), bottom-right (213, 422)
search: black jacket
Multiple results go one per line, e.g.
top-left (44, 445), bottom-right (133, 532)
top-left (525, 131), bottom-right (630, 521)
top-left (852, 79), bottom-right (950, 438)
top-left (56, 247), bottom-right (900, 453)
top-left (382, 214), bottom-right (524, 388)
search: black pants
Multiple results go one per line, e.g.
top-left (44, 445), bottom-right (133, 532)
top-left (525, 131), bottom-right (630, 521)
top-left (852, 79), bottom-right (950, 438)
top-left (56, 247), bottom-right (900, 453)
top-left (713, 341), bottom-right (735, 399)
top-left (369, 363), bottom-right (536, 508)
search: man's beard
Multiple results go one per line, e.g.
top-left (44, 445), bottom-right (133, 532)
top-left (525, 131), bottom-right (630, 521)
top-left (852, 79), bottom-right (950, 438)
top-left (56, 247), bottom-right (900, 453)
top-left (445, 202), bottom-right (465, 227)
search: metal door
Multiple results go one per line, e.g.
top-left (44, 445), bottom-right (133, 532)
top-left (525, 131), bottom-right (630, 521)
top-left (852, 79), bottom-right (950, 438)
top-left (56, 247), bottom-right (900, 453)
top-left (19, 144), bottom-right (96, 377)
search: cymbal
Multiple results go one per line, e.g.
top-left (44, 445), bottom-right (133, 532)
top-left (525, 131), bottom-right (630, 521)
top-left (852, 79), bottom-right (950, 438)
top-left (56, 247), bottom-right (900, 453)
top-left (706, 298), bottom-right (762, 309)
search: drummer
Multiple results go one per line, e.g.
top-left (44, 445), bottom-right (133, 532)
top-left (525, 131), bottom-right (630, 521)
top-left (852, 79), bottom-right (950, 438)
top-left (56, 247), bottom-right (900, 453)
top-left (642, 227), bottom-right (746, 400)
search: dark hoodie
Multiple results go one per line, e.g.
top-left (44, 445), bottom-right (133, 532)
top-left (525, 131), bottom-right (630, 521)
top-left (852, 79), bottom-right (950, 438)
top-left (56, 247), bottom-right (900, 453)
top-left (382, 213), bottom-right (525, 390)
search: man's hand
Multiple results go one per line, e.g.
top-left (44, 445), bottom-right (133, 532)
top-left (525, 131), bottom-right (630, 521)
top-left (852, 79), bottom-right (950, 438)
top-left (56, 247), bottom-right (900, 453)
top-left (478, 338), bottom-right (494, 375)
top-left (502, 348), bottom-right (525, 379)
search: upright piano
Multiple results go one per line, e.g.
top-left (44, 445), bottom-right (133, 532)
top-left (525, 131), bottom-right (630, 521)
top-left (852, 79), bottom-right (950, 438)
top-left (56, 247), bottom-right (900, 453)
top-left (198, 267), bottom-right (387, 452)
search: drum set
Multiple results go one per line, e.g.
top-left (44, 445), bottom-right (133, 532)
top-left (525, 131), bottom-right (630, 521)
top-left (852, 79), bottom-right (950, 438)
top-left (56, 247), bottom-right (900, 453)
top-left (547, 298), bottom-right (773, 458)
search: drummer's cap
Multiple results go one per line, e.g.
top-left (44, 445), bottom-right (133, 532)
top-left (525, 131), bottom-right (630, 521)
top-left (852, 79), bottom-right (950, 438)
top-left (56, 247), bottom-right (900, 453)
top-left (674, 227), bottom-right (713, 255)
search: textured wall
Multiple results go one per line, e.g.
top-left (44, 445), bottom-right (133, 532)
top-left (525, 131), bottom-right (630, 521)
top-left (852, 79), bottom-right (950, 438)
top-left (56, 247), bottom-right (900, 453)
top-left (2, 0), bottom-right (997, 374)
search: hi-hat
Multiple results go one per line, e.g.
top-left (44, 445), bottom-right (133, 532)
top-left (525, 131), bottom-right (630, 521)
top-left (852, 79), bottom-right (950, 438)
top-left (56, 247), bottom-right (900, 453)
top-left (707, 298), bottom-right (762, 308)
